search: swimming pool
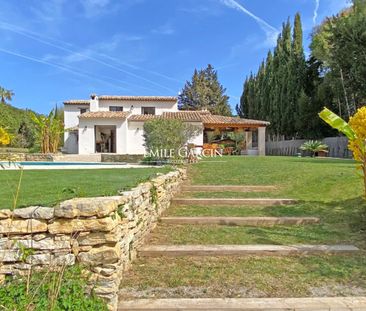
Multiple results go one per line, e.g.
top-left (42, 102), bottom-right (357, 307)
top-left (0, 161), bottom-right (144, 170)
top-left (7, 161), bottom-right (127, 166)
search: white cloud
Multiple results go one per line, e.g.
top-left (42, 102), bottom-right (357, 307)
top-left (30, 0), bottom-right (66, 22)
top-left (179, 3), bottom-right (223, 17)
top-left (220, 0), bottom-right (279, 47)
top-left (43, 33), bottom-right (144, 66)
top-left (79, 0), bottom-right (111, 17)
top-left (313, 0), bottom-right (320, 24)
top-left (152, 23), bottom-right (175, 35)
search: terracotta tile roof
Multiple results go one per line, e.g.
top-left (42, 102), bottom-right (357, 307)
top-left (162, 111), bottom-right (209, 122)
top-left (99, 95), bottom-right (177, 102)
top-left (128, 114), bottom-right (160, 121)
top-left (128, 111), bottom-right (209, 122)
top-left (64, 99), bottom-right (90, 105)
top-left (127, 111), bottom-right (269, 126)
top-left (79, 111), bottom-right (130, 119)
top-left (64, 95), bottom-right (177, 105)
top-left (201, 114), bottom-right (270, 126)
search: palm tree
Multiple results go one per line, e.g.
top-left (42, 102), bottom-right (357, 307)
top-left (300, 140), bottom-right (328, 157)
top-left (0, 87), bottom-right (14, 104)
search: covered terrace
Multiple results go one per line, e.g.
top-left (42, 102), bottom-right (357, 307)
top-left (200, 114), bottom-right (270, 156)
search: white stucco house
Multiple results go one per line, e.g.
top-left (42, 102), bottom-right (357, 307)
top-left (63, 94), bottom-right (269, 156)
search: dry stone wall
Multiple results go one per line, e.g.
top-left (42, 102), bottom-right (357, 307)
top-left (0, 168), bottom-right (186, 310)
top-left (0, 153), bottom-right (54, 162)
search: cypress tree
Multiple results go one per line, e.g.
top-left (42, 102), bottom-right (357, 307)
top-left (290, 13), bottom-right (306, 137)
top-left (240, 13), bottom-right (308, 139)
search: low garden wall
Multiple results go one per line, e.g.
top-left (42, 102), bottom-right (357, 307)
top-left (0, 168), bottom-right (186, 310)
top-left (0, 153), bottom-right (54, 162)
top-left (101, 154), bottom-right (144, 163)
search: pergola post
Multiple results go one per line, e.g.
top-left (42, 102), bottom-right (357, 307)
top-left (258, 127), bottom-right (266, 156)
top-left (245, 131), bottom-right (252, 149)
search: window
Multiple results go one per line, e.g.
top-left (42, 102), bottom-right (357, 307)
top-left (141, 107), bottom-right (155, 115)
top-left (109, 106), bottom-right (123, 112)
top-left (80, 108), bottom-right (88, 114)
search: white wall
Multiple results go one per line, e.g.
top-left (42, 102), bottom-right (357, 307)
top-left (126, 121), bottom-right (204, 155)
top-left (64, 132), bottom-right (78, 154)
top-left (64, 104), bottom-right (89, 129)
top-left (188, 122), bottom-right (204, 146)
top-left (98, 100), bottom-right (177, 115)
top-left (78, 118), bottom-right (127, 155)
top-left (64, 99), bottom-right (192, 155)
top-left (63, 104), bottom-right (89, 154)
top-left (126, 122), bottom-right (146, 154)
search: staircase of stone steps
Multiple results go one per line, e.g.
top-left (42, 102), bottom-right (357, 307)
top-left (118, 184), bottom-right (361, 310)
top-left (172, 197), bottom-right (297, 206)
top-left (159, 216), bottom-right (320, 226)
top-left (181, 185), bottom-right (278, 192)
top-left (138, 244), bottom-right (359, 257)
top-left (118, 297), bottom-right (366, 310)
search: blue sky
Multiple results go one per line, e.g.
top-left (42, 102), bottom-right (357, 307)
top-left (0, 0), bottom-right (351, 114)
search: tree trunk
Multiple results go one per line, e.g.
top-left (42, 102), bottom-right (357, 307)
top-left (339, 68), bottom-right (351, 118)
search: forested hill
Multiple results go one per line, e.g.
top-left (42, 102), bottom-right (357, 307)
top-left (0, 103), bottom-right (38, 149)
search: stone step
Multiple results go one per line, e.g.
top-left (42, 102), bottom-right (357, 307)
top-left (172, 198), bottom-right (297, 206)
top-left (138, 244), bottom-right (359, 258)
top-left (181, 185), bottom-right (277, 192)
top-left (118, 297), bottom-right (366, 310)
top-left (159, 216), bottom-right (320, 226)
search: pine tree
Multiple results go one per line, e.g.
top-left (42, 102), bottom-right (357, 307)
top-left (178, 64), bottom-right (232, 116)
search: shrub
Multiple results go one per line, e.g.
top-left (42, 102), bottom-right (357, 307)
top-left (319, 107), bottom-right (366, 198)
top-left (300, 140), bottom-right (328, 157)
top-left (31, 109), bottom-right (63, 154)
top-left (143, 119), bottom-right (201, 160)
top-left (0, 265), bottom-right (108, 311)
top-left (0, 127), bottom-right (10, 146)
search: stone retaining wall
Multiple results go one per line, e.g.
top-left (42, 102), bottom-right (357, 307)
top-left (0, 168), bottom-right (186, 310)
top-left (0, 153), bottom-right (54, 162)
top-left (101, 154), bottom-right (144, 163)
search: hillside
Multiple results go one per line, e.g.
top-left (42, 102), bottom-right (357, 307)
top-left (0, 103), bottom-right (38, 149)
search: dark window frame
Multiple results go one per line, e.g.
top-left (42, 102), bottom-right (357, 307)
top-left (109, 106), bottom-right (124, 112)
top-left (141, 107), bottom-right (156, 115)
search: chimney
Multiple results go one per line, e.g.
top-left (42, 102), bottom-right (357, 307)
top-left (90, 94), bottom-right (99, 112)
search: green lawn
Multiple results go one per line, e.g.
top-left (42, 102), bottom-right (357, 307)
top-left (153, 156), bottom-right (366, 247)
top-left (120, 156), bottom-right (366, 299)
top-left (0, 167), bottom-right (170, 209)
top-left (189, 157), bottom-right (363, 201)
top-left (120, 255), bottom-right (366, 298)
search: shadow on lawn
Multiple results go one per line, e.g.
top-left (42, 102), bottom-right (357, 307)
top-left (292, 158), bottom-right (355, 166)
top-left (258, 197), bottom-right (366, 247)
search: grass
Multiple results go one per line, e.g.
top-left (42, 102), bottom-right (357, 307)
top-left (120, 255), bottom-right (366, 298)
top-left (167, 200), bottom-right (366, 219)
top-left (160, 199), bottom-right (366, 247)
top-left (0, 167), bottom-right (170, 209)
top-left (181, 191), bottom-right (283, 198)
top-left (119, 156), bottom-right (366, 298)
top-left (189, 157), bottom-right (363, 201)
top-left (148, 223), bottom-right (365, 247)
